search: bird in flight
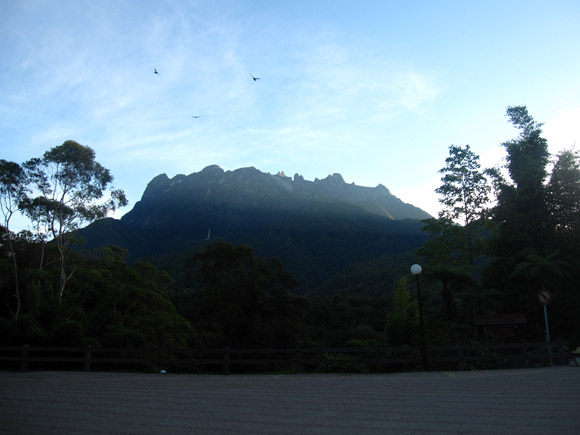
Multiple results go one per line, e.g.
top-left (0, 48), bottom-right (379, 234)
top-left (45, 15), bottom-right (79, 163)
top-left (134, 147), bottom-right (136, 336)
top-left (191, 115), bottom-right (201, 118)
top-left (250, 73), bottom-right (260, 81)
top-left (154, 68), bottom-right (159, 75)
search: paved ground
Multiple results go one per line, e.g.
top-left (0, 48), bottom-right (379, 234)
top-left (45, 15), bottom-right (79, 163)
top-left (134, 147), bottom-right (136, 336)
top-left (0, 366), bottom-right (578, 434)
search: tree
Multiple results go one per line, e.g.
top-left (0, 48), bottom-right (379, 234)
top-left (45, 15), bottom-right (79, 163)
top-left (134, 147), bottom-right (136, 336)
top-left (419, 144), bottom-right (491, 321)
top-left (485, 106), bottom-right (555, 315)
top-left (548, 149), bottom-right (580, 234)
top-left (384, 276), bottom-right (418, 345)
top-left (508, 251), bottom-right (570, 338)
top-left (436, 144), bottom-right (491, 226)
top-left (0, 160), bottom-right (29, 318)
top-left (492, 106), bottom-right (551, 256)
top-left (21, 140), bottom-right (127, 299)
top-left (184, 241), bottom-right (307, 348)
top-left (74, 246), bottom-right (194, 348)
top-left (510, 251), bottom-right (568, 293)
top-left (418, 218), bottom-right (466, 266)
top-left (435, 144), bottom-right (491, 266)
top-left (545, 150), bottom-right (580, 341)
top-left (503, 106), bottom-right (550, 192)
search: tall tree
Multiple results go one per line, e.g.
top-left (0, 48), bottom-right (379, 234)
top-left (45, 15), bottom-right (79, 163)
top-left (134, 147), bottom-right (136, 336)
top-left (21, 140), bottom-right (127, 299)
top-left (548, 149), bottom-right (580, 235)
top-left (492, 106), bottom-right (551, 256)
top-left (544, 149), bottom-right (580, 342)
top-left (436, 144), bottom-right (491, 227)
top-left (420, 145), bottom-right (491, 319)
top-left (486, 106), bottom-right (553, 312)
top-left (0, 160), bottom-right (29, 318)
top-left (434, 143), bottom-right (492, 273)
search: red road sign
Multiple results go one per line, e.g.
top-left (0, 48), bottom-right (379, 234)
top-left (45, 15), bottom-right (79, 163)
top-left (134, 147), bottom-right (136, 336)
top-left (537, 288), bottom-right (552, 306)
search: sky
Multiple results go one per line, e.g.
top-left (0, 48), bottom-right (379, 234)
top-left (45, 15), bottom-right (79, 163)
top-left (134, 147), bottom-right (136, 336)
top-left (2, 0), bottom-right (580, 229)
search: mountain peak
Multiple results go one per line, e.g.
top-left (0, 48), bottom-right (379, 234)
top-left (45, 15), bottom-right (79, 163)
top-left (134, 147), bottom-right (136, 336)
top-left (130, 165), bottom-right (430, 227)
top-left (82, 165), bottom-right (430, 293)
top-left (317, 173), bottom-right (345, 184)
top-left (200, 164), bottom-right (224, 175)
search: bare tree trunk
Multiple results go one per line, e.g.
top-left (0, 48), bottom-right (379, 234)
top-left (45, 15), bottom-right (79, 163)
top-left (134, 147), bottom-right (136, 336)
top-left (7, 237), bottom-right (21, 319)
top-left (10, 253), bottom-right (21, 319)
top-left (57, 243), bottom-right (74, 299)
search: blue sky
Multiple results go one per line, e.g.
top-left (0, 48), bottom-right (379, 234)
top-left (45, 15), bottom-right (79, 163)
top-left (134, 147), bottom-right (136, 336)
top-left (2, 0), bottom-right (579, 228)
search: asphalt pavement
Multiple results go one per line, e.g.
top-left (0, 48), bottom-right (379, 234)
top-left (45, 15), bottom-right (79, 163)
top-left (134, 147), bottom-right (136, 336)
top-left (1, 366), bottom-right (578, 434)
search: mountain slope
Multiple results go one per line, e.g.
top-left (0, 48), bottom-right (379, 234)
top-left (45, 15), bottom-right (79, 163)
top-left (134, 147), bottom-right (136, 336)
top-left (79, 165), bottom-right (431, 293)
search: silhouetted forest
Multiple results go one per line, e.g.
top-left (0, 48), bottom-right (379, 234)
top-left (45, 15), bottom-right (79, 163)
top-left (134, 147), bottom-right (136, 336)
top-left (1, 107), bottom-right (579, 351)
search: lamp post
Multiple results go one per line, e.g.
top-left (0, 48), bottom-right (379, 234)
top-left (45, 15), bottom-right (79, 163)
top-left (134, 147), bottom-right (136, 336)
top-left (411, 264), bottom-right (428, 370)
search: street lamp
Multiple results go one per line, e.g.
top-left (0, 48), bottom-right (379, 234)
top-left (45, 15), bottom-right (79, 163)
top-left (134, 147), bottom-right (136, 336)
top-left (411, 264), bottom-right (428, 370)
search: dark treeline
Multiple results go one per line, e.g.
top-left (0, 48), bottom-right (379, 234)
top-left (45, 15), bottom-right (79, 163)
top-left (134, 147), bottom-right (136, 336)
top-left (1, 106), bottom-right (579, 352)
top-left (416, 106), bottom-right (580, 347)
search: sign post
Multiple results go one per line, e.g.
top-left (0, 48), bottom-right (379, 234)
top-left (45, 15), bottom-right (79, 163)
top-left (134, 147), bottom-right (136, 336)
top-left (537, 288), bottom-right (553, 365)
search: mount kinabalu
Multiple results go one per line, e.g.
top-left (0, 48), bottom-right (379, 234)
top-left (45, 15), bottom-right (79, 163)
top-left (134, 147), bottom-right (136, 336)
top-left (80, 165), bottom-right (431, 293)
top-left (126, 164), bottom-right (430, 226)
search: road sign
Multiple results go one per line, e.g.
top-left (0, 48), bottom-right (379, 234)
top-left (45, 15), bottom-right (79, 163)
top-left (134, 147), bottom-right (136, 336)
top-left (537, 288), bottom-right (552, 306)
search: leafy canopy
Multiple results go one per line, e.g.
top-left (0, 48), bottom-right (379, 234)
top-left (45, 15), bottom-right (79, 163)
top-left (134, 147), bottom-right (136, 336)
top-left (22, 140), bottom-right (127, 236)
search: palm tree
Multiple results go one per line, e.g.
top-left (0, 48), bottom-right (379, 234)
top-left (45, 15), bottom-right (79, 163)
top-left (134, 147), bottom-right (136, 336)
top-left (510, 251), bottom-right (569, 292)
top-left (423, 264), bottom-right (473, 320)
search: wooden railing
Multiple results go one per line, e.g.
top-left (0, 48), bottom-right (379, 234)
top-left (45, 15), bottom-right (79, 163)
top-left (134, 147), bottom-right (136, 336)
top-left (0, 340), bottom-right (569, 374)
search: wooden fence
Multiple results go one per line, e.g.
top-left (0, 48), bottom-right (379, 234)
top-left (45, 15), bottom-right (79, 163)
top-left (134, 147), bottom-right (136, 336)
top-left (0, 340), bottom-right (570, 374)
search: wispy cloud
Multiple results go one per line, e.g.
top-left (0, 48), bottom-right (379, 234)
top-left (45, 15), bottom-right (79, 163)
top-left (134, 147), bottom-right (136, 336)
top-left (13, 0), bottom-right (579, 223)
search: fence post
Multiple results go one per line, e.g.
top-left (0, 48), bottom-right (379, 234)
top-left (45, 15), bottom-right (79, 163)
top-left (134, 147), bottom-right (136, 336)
top-left (374, 346), bottom-right (381, 372)
top-left (556, 340), bottom-right (568, 365)
top-left (84, 345), bottom-right (92, 371)
top-left (20, 344), bottom-right (30, 371)
top-left (151, 347), bottom-right (159, 373)
top-left (294, 347), bottom-right (303, 373)
top-left (520, 340), bottom-right (529, 368)
top-left (223, 346), bottom-right (230, 375)
top-left (457, 343), bottom-right (466, 371)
